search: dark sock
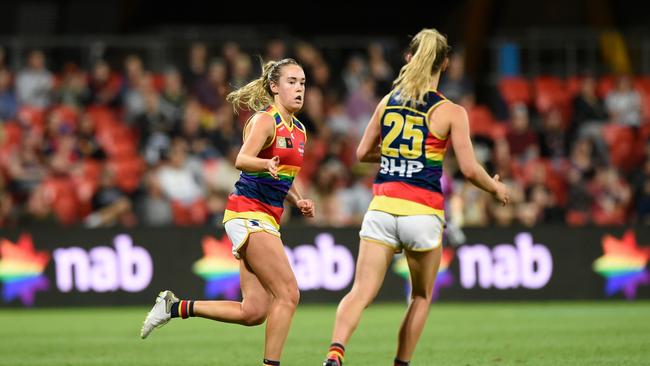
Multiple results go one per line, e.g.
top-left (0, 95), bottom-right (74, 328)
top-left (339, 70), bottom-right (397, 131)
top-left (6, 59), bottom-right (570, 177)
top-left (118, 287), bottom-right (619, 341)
top-left (394, 358), bottom-right (410, 366)
top-left (170, 300), bottom-right (195, 319)
top-left (263, 359), bottom-right (280, 365)
top-left (327, 342), bottom-right (345, 361)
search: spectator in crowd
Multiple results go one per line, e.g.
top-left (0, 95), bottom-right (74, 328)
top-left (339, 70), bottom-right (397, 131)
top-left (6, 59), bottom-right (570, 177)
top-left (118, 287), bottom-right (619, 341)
top-left (136, 87), bottom-right (177, 165)
top-left (569, 137), bottom-right (596, 181)
top-left (16, 50), bottom-right (53, 109)
top-left (206, 104), bottom-right (241, 157)
top-left (590, 166), bottom-right (632, 225)
top-left (310, 61), bottom-right (332, 95)
top-left (345, 77), bottom-right (377, 136)
top-left (195, 59), bottom-right (229, 111)
top-left (122, 55), bottom-right (148, 122)
top-left (0, 68), bottom-right (17, 121)
top-left (161, 67), bottom-right (187, 124)
top-left (325, 99), bottom-right (355, 137)
top-left (174, 98), bottom-right (219, 159)
top-left (56, 63), bottom-right (90, 108)
top-left (538, 107), bottom-right (568, 161)
top-left (75, 113), bottom-right (106, 161)
top-left (136, 169), bottom-right (173, 226)
top-left (297, 87), bottom-right (326, 135)
top-left (183, 42), bottom-right (208, 94)
top-left (230, 54), bottom-right (253, 89)
top-left (524, 162), bottom-right (563, 223)
top-left (570, 74), bottom-right (610, 163)
top-left (564, 139), bottom-right (598, 225)
top-left (367, 42), bottom-right (393, 96)
top-left (0, 174), bottom-right (14, 226)
top-left (506, 103), bottom-right (539, 161)
top-left (7, 129), bottom-right (48, 201)
top-left (342, 54), bottom-right (368, 95)
top-left (456, 183), bottom-right (490, 226)
top-left (605, 74), bottom-right (642, 127)
top-left (222, 41), bottom-right (242, 72)
top-left (84, 165), bottom-right (135, 227)
top-left (634, 144), bottom-right (650, 224)
top-left (334, 164), bottom-right (374, 226)
top-left (304, 159), bottom-right (347, 227)
top-left (88, 60), bottom-right (121, 107)
top-left (203, 144), bottom-right (240, 196)
top-left (156, 138), bottom-right (206, 222)
top-left (266, 38), bottom-right (288, 61)
top-left (571, 74), bottom-right (608, 126)
top-left (0, 47), bottom-right (7, 72)
top-left (438, 49), bottom-right (474, 105)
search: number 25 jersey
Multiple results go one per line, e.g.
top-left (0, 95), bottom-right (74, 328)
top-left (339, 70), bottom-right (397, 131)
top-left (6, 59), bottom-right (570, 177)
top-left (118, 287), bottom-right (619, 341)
top-left (369, 90), bottom-right (449, 220)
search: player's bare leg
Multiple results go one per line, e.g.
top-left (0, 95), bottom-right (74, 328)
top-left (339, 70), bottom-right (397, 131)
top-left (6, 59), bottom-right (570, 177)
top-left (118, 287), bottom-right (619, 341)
top-left (324, 240), bottom-right (394, 365)
top-left (395, 247), bottom-right (442, 363)
top-left (243, 231), bottom-right (300, 363)
top-left (192, 258), bottom-right (272, 326)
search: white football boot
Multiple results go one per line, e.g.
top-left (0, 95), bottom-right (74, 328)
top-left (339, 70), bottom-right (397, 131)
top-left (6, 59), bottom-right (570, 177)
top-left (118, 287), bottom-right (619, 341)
top-left (140, 290), bottom-right (179, 339)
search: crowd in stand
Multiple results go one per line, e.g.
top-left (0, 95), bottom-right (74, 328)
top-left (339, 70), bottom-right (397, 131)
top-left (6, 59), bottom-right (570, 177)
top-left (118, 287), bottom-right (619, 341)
top-left (0, 38), bottom-right (648, 229)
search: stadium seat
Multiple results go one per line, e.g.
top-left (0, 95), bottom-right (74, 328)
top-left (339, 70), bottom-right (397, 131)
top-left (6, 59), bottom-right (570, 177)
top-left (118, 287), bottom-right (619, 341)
top-left (633, 75), bottom-right (650, 95)
top-left (634, 77), bottom-right (650, 122)
top-left (42, 177), bottom-right (80, 225)
top-left (498, 77), bottom-right (532, 106)
top-left (467, 105), bottom-right (496, 138)
top-left (99, 124), bottom-right (137, 159)
top-left (521, 158), bottom-right (567, 205)
top-left (151, 73), bottom-right (165, 91)
top-left (602, 124), bottom-right (640, 171)
top-left (17, 106), bottom-right (46, 129)
top-left (50, 104), bottom-right (79, 128)
top-left (566, 210), bottom-right (589, 226)
top-left (86, 105), bottom-right (120, 134)
top-left (565, 76), bottom-right (583, 98)
top-left (1, 122), bottom-right (22, 148)
top-left (533, 76), bottom-right (570, 114)
top-left (597, 75), bottom-right (616, 98)
top-left (170, 199), bottom-right (208, 226)
top-left (109, 157), bottom-right (144, 193)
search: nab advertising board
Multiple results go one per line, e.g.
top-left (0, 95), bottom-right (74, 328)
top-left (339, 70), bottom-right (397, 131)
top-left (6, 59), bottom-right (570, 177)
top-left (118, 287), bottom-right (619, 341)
top-left (0, 226), bottom-right (648, 307)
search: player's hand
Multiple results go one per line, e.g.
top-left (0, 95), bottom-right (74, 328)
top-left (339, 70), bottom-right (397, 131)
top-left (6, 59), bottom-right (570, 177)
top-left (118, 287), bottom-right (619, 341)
top-left (492, 174), bottom-right (510, 206)
top-left (266, 156), bottom-right (280, 180)
top-left (296, 198), bottom-right (315, 218)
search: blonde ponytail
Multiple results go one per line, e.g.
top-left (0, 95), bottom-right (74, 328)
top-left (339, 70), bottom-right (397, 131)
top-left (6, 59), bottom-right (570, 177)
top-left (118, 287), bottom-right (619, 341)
top-left (392, 28), bottom-right (451, 106)
top-left (226, 58), bottom-right (300, 113)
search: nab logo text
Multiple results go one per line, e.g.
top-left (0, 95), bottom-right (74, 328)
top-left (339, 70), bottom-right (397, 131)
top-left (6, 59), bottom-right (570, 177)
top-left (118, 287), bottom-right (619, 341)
top-left (458, 232), bottom-right (553, 289)
top-left (285, 233), bottom-right (355, 291)
top-left (53, 234), bottom-right (153, 293)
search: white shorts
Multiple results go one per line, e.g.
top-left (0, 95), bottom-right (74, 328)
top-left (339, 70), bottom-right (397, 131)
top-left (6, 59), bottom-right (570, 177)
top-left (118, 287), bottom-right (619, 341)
top-left (359, 210), bottom-right (444, 252)
top-left (224, 218), bottom-right (281, 259)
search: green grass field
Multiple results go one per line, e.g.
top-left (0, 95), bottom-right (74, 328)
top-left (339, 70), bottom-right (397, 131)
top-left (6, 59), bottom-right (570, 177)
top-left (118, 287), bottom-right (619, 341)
top-left (1, 301), bottom-right (649, 366)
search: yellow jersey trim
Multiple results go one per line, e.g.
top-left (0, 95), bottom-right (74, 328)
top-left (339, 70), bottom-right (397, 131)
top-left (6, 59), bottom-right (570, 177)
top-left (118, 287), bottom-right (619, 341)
top-left (223, 210), bottom-right (280, 230)
top-left (244, 112), bottom-right (277, 150)
top-left (425, 99), bottom-right (450, 140)
top-left (385, 105), bottom-right (428, 116)
top-left (368, 196), bottom-right (445, 219)
top-left (271, 104), bottom-right (295, 131)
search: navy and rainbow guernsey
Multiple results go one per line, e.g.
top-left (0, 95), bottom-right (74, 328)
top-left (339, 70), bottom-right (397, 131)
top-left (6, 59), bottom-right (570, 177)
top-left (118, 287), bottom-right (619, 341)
top-left (223, 105), bottom-right (306, 229)
top-left (368, 89), bottom-right (449, 219)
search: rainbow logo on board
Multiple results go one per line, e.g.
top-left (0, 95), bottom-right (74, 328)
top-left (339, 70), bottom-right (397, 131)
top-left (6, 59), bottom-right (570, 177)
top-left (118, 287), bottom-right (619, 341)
top-left (192, 235), bottom-right (241, 300)
top-left (592, 230), bottom-right (650, 299)
top-left (0, 234), bottom-right (50, 306)
top-left (393, 247), bottom-right (455, 301)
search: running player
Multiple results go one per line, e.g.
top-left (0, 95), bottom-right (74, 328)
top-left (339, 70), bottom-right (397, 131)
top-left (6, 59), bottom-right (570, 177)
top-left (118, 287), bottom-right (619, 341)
top-left (141, 58), bottom-right (313, 366)
top-left (323, 29), bottom-right (509, 366)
